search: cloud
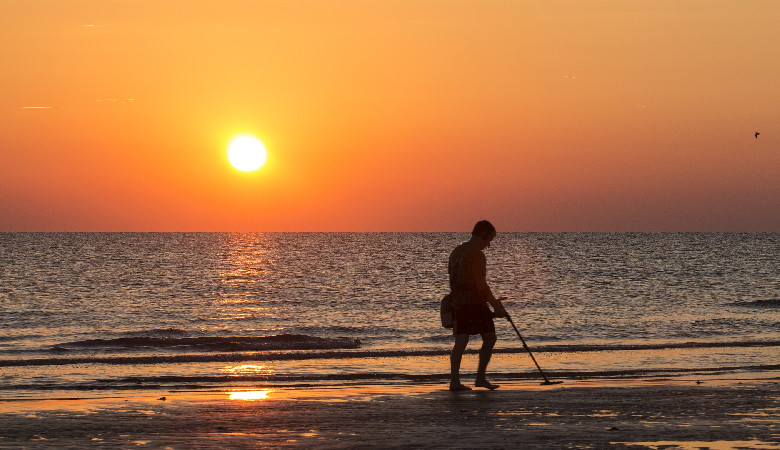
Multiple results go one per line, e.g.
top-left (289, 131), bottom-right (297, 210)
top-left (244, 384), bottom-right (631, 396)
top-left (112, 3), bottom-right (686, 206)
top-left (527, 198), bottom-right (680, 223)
top-left (95, 98), bottom-right (135, 103)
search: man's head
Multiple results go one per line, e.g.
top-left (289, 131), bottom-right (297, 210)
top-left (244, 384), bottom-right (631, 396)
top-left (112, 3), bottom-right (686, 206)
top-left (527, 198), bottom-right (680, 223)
top-left (472, 220), bottom-right (496, 248)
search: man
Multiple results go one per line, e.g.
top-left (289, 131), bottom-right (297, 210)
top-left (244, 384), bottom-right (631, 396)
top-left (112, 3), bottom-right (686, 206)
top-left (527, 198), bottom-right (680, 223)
top-left (448, 220), bottom-right (508, 391)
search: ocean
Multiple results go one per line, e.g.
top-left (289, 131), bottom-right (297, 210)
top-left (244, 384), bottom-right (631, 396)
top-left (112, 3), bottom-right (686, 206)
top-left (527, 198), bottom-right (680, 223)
top-left (1, 232), bottom-right (778, 399)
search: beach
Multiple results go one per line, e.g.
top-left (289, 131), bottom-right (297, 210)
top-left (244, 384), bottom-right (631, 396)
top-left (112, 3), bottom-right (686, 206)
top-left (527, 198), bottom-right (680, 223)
top-left (2, 377), bottom-right (779, 448)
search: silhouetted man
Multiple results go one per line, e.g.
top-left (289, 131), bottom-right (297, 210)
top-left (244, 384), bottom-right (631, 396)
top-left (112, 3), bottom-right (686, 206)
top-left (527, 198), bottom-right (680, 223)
top-left (448, 220), bottom-right (508, 391)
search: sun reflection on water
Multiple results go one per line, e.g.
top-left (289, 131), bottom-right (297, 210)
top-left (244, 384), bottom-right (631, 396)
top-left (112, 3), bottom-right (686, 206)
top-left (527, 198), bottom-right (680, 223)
top-left (228, 389), bottom-right (272, 401)
top-left (220, 364), bottom-right (272, 375)
top-left (218, 233), bottom-right (273, 288)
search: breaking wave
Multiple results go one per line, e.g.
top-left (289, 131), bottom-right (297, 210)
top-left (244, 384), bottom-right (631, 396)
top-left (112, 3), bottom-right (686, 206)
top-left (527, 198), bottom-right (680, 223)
top-left (49, 334), bottom-right (360, 353)
top-left (3, 339), bottom-right (778, 368)
top-left (2, 364), bottom-right (779, 392)
top-left (730, 299), bottom-right (780, 308)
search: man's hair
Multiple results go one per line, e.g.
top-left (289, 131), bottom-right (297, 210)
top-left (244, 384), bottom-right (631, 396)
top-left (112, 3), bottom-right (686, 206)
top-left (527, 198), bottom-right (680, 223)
top-left (472, 220), bottom-right (496, 238)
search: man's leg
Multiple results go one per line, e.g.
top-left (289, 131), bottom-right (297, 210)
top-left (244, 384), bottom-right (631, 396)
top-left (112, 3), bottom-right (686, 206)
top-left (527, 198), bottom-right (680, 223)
top-left (475, 331), bottom-right (499, 389)
top-left (450, 334), bottom-right (471, 391)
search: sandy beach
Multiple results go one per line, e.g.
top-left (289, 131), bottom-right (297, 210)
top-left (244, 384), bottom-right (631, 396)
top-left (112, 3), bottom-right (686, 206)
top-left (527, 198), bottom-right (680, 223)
top-left (1, 377), bottom-right (778, 448)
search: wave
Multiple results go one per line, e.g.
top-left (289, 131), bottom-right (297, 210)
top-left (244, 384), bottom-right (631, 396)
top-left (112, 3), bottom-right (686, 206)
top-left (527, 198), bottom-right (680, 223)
top-left (116, 327), bottom-right (189, 337)
top-left (2, 364), bottom-right (779, 392)
top-left (49, 334), bottom-right (360, 353)
top-left (3, 339), bottom-right (779, 368)
top-left (730, 299), bottom-right (780, 308)
top-left (521, 339), bottom-right (780, 353)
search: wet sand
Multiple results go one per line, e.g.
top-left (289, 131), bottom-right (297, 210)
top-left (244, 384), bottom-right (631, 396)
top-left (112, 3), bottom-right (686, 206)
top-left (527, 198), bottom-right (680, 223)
top-left (1, 378), bottom-right (778, 448)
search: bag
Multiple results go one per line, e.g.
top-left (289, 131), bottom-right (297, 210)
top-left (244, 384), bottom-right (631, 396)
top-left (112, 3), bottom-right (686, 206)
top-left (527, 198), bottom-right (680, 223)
top-left (440, 293), bottom-right (453, 328)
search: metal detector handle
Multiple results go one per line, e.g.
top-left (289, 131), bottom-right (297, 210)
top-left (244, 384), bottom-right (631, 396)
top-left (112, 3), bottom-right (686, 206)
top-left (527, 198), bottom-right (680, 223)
top-left (506, 315), bottom-right (530, 350)
top-left (505, 314), bottom-right (553, 384)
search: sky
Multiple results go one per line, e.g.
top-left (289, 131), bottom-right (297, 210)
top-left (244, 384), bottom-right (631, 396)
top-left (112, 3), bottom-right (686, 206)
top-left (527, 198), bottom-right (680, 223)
top-left (2, 0), bottom-right (779, 232)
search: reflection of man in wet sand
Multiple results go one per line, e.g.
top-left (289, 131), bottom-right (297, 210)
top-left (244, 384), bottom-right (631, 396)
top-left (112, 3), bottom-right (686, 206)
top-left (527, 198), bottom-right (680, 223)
top-left (448, 220), bottom-right (508, 391)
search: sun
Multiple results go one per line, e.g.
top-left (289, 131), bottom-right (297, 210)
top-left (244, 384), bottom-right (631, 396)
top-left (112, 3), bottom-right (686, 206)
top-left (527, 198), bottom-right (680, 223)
top-left (227, 135), bottom-right (267, 172)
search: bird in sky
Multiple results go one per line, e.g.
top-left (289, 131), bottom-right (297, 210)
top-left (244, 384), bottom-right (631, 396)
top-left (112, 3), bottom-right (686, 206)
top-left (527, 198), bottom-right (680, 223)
top-left (755, 132), bottom-right (760, 139)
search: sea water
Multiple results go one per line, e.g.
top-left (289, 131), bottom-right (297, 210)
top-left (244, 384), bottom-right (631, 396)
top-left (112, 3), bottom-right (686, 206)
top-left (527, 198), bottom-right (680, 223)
top-left (1, 233), bottom-right (778, 398)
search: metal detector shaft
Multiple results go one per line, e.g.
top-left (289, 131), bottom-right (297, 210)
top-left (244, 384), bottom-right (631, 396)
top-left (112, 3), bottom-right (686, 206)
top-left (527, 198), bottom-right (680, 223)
top-left (506, 314), bottom-right (556, 384)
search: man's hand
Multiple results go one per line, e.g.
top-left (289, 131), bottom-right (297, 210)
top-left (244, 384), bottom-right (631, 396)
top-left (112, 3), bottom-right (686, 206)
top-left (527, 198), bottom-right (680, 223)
top-left (492, 306), bottom-right (509, 318)
top-left (493, 297), bottom-right (509, 318)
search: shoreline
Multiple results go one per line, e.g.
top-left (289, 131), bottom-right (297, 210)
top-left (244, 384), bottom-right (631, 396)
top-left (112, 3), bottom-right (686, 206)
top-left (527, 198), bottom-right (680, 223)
top-left (2, 377), bottom-right (778, 448)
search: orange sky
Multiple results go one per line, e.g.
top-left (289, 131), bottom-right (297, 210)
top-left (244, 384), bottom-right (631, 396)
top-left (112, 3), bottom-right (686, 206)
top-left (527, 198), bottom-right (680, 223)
top-left (2, 1), bottom-right (779, 231)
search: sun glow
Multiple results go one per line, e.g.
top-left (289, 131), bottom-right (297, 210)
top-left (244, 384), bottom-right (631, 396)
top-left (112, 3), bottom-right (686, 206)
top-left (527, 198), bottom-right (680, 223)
top-left (227, 135), bottom-right (267, 172)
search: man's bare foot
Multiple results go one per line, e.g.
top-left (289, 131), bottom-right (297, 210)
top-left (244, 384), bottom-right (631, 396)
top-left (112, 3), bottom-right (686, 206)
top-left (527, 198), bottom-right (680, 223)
top-left (475, 379), bottom-right (500, 390)
top-left (449, 382), bottom-right (472, 391)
